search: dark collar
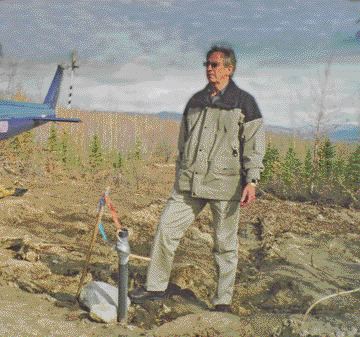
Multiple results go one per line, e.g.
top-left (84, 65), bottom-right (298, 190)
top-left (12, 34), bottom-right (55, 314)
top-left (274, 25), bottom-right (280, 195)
top-left (190, 79), bottom-right (241, 110)
top-left (207, 83), bottom-right (228, 96)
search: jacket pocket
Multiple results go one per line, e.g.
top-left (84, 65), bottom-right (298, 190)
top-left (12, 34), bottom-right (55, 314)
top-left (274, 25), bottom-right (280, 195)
top-left (208, 159), bottom-right (241, 176)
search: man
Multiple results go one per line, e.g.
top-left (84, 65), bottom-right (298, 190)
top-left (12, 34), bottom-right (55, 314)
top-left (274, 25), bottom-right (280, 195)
top-left (130, 45), bottom-right (265, 312)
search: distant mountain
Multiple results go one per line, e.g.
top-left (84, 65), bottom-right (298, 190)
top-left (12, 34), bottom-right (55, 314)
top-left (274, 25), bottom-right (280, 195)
top-left (155, 111), bottom-right (183, 121)
top-left (119, 110), bottom-right (183, 121)
top-left (328, 125), bottom-right (359, 142)
top-left (266, 124), bottom-right (359, 143)
top-left (265, 125), bottom-right (294, 135)
top-left (149, 113), bottom-right (359, 143)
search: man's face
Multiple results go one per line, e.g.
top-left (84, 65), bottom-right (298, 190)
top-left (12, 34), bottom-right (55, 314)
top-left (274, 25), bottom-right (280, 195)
top-left (205, 51), bottom-right (233, 86)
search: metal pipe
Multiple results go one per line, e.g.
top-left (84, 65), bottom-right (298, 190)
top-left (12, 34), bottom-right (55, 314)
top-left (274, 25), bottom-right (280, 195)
top-left (116, 228), bottom-right (130, 323)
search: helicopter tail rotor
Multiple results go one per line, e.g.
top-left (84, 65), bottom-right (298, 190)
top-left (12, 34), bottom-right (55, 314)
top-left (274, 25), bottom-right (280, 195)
top-left (67, 49), bottom-right (79, 109)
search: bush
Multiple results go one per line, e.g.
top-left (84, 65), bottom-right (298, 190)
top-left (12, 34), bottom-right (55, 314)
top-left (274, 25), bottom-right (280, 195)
top-left (260, 140), bottom-right (358, 207)
top-left (88, 134), bottom-right (103, 169)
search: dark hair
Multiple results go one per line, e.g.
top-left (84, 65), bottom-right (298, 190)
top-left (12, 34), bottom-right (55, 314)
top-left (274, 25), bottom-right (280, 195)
top-left (206, 45), bottom-right (237, 76)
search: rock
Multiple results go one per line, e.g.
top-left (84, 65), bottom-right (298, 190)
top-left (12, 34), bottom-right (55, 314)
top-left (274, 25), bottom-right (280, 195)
top-left (162, 304), bottom-right (171, 314)
top-left (79, 281), bottom-right (131, 323)
top-left (89, 303), bottom-right (117, 323)
top-left (79, 281), bottom-right (117, 309)
top-left (235, 306), bottom-right (251, 316)
top-left (21, 250), bottom-right (39, 262)
top-left (75, 222), bottom-right (88, 234)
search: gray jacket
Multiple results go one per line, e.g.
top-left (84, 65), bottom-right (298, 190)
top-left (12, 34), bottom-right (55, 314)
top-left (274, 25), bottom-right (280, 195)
top-left (175, 79), bottom-right (265, 201)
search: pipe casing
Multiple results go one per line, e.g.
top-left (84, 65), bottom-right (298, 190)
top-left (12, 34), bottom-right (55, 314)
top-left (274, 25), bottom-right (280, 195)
top-left (116, 228), bottom-right (130, 323)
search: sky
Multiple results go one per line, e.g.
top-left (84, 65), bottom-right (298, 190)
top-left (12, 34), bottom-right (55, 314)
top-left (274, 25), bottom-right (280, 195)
top-left (0, 0), bottom-right (359, 127)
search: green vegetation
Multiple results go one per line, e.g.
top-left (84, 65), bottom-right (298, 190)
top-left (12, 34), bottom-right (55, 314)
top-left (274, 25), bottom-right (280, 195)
top-left (112, 151), bottom-right (124, 169)
top-left (260, 137), bottom-right (359, 206)
top-left (281, 146), bottom-right (301, 187)
top-left (303, 148), bottom-right (313, 187)
top-left (318, 138), bottom-right (336, 181)
top-left (261, 143), bottom-right (280, 184)
top-left (346, 145), bottom-right (360, 187)
top-left (47, 124), bottom-right (59, 153)
top-left (1, 118), bottom-right (358, 208)
top-left (132, 136), bottom-right (143, 161)
top-left (88, 134), bottom-right (103, 169)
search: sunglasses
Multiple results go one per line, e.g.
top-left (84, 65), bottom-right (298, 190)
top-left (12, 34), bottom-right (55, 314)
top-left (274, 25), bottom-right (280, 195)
top-left (203, 61), bottom-right (221, 68)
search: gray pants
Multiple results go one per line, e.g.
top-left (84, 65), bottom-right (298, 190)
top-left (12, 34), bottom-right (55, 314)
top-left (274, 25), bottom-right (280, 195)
top-left (146, 189), bottom-right (240, 305)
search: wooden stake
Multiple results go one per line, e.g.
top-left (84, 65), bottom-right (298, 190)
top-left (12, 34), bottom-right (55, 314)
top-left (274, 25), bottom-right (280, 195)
top-left (76, 191), bottom-right (108, 299)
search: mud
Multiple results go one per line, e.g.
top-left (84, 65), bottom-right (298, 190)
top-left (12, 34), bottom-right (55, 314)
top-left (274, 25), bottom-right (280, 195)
top-left (0, 163), bottom-right (359, 336)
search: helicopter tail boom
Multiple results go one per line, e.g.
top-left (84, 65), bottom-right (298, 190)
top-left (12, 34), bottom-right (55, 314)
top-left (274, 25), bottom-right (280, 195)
top-left (32, 117), bottom-right (80, 122)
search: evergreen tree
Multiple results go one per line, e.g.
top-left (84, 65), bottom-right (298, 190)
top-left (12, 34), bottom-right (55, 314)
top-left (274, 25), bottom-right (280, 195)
top-left (346, 145), bottom-right (360, 190)
top-left (318, 138), bottom-right (336, 181)
top-left (89, 134), bottom-right (103, 168)
top-left (133, 136), bottom-right (143, 161)
top-left (261, 143), bottom-right (280, 184)
top-left (333, 155), bottom-right (346, 183)
top-left (47, 123), bottom-right (59, 153)
top-left (281, 146), bottom-right (301, 187)
top-left (113, 151), bottom-right (124, 169)
top-left (303, 147), bottom-right (315, 193)
top-left (59, 130), bottom-right (69, 164)
top-left (303, 147), bottom-right (313, 182)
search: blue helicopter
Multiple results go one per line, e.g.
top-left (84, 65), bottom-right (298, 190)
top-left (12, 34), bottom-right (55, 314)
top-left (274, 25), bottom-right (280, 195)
top-left (0, 57), bottom-right (81, 141)
top-left (0, 53), bottom-right (81, 198)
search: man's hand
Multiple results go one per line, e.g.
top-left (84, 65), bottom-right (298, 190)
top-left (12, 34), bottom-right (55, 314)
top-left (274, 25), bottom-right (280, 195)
top-left (240, 183), bottom-right (256, 207)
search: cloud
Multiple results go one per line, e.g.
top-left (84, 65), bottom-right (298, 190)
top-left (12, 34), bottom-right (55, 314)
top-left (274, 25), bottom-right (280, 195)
top-left (1, 0), bottom-right (359, 127)
top-left (1, 58), bottom-right (358, 128)
top-left (234, 63), bottom-right (360, 127)
top-left (112, 63), bottom-right (158, 82)
top-left (1, 0), bottom-right (359, 66)
top-left (70, 67), bottom-right (205, 112)
top-left (134, 0), bottom-right (176, 5)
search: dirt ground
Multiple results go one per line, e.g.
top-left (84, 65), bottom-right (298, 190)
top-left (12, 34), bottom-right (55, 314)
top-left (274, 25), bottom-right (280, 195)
top-left (0, 161), bottom-right (359, 337)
